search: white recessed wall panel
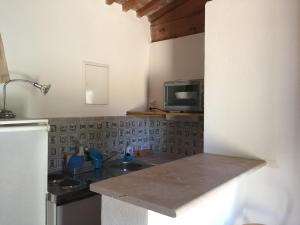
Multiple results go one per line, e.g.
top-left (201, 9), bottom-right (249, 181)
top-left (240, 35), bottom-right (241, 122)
top-left (84, 62), bottom-right (109, 105)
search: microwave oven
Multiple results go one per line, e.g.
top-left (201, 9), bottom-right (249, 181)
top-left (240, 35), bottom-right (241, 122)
top-left (164, 79), bottom-right (204, 112)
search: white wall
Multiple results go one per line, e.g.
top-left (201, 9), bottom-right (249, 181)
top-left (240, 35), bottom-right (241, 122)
top-left (102, 195), bottom-right (148, 225)
top-left (148, 33), bottom-right (205, 108)
top-left (0, 0), bottom-right (150, 118)
top-left (102, 180), bottom-right (239, 225)
top-left (205, 0), bottom-right (300, 224)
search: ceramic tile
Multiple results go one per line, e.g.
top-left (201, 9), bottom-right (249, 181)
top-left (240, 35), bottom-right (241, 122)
top-left (47, 116), bottom-right (203, 172)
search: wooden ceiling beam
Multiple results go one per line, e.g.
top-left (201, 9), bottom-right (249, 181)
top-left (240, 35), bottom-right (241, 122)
top-left (105, 0), bottom-right (207, 42)
top-left (122, 0), bottom-right (138, 12)
top-left (136, 0), bottom-right (172, 18)
top-left (151, 10), bottom-right (205, 42)
top-left (106, 0), bottom-right (115, 5)
top-left (151, 0), bottom-right (206, 26)
top-left (147, 0), bottom-right (188, 23)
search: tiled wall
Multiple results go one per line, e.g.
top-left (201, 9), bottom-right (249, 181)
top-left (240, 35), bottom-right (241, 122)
top-left (48, 116), bottom-right (204, 173)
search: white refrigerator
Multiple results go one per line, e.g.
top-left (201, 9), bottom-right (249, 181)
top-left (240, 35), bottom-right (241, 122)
top-left (0, 119), bottom-right (49, 225)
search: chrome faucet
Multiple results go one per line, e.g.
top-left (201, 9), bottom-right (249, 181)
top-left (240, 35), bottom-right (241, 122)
top-left (0, 79), bottom-right (51, 118)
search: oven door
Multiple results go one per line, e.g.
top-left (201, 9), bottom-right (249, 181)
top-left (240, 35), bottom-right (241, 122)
top-left (47, 195), bottom-right (101, 225)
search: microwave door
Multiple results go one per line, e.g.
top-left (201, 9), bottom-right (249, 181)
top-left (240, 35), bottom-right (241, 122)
top-left (165, 82), bottom-right (202, 112)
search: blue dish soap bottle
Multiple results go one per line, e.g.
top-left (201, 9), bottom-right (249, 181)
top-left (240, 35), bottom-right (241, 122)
top-left (123, 143), bottom-right (133, 161)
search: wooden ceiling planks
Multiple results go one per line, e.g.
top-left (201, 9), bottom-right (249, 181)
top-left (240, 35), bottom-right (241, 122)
top-left (147, 0), bottom-right (187, 23)
top-left (151, 10), bottom-right (205, 42)
top-left (105, 0), bottom-right (207, 42)
top-left (122, 0), bottom-right (138, 11)
top-left (122, 0), bottom-right (151, 11)
top-left (151, 0), bottom-right (206, 26)
top-left (136, 0), bottom-right (174, 17)
top-left (106, 0), bottom-right (115, 5)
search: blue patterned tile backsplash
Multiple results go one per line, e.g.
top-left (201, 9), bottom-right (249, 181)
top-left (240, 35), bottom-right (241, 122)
top-left (48, 116), bottom-right (204, 172)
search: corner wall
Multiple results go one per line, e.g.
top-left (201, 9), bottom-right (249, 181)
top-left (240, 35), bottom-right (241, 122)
top-left (0, 0), bottom-right (150, 118)
top-left (205, 0), bottom-right (300, 224)
top-left (148, 33), bottom-right (205, 109)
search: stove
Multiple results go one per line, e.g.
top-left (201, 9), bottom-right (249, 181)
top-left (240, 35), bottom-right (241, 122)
top-left (47, 168), bottom-right (113, 205)
top-left (47, 159), bottom-right (153, 205)
top-left (46, 159), bottom-right (153, 225)
top-left (48, 174), bottom-right (64, 184)
top-left (59, 179), bottom-right (81, 190)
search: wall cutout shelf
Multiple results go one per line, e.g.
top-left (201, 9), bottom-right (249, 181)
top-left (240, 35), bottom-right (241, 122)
top-left (126, 111), bottom-right (203, 117)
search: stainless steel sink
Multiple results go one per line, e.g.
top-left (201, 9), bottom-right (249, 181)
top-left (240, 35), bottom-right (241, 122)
top-left (107, 160), bottom-right (152, 172)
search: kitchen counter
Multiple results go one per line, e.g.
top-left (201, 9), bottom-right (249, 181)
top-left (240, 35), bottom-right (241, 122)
top-left (136, 152), bottom-right (186, 165)
top-left (90, 153), bottom-right (265, 217)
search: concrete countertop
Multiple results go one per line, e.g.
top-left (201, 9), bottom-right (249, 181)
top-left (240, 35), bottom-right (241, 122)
top-left (90, 153), bottom-right (265, 217)
top-left (136, 152), bottom-right (186, 165)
